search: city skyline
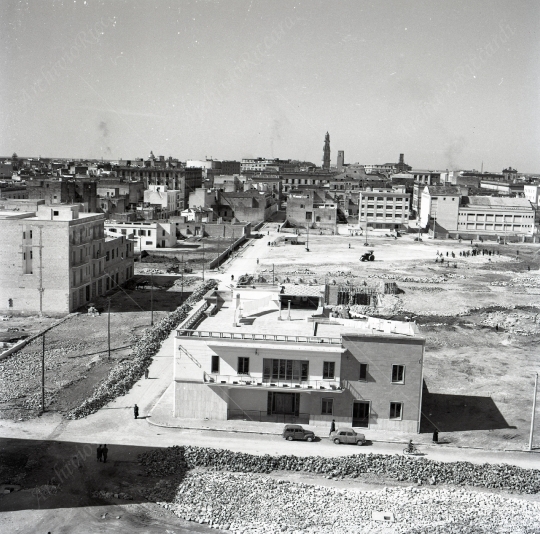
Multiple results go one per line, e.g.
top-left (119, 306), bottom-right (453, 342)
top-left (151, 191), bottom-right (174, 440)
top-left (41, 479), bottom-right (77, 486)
top-left (2, 0), bottom-right (540, 172)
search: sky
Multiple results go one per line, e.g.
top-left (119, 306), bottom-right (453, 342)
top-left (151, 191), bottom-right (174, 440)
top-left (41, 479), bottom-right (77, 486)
top-left (1, 0), bottom-right (539, 172)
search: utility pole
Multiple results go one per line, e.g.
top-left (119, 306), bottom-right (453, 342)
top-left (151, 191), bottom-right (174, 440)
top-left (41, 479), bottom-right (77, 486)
top-left (202, 241), bottom-right (205, 281)
top-left (217, 235), bottom-right (221, 269)
top-left (272, 263), bottom-right (275, 285)
top-left (150, 272), bottom-right (154, 326)
top-left (38, 226), bottom-right (44, 314)
top-left (107, 298), bottom-right (111, 361)
top-left (529, 373), bottom-right (538, 451)
top-left (181, 254), bottom-right (184, 301)
top-left (306, 224), bottom-right (309, 252)
top-left (41, 332), bottom-right (45, 413)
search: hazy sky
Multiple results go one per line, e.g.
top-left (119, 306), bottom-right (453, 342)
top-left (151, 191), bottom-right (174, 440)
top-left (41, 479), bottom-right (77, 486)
top-left (1, 0), bottom-right (539, 171)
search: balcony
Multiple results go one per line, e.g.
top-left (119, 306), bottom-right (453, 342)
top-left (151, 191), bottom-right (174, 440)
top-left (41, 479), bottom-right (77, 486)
top-left (178, 329), bottom-right (342, 345)
top-left (204, 373), bottom-right (342, 391)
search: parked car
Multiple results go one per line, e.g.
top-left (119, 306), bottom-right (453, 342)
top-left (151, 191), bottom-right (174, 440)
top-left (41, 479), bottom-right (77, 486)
top-left (330, 428), bottom-right (365, 445)
top-left (282, 424), bottom-right (315, 442)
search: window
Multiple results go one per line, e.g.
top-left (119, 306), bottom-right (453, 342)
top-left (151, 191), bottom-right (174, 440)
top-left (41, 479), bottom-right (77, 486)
top-left (238, 357), bottom-right (250, 375)
top-left (53, 211), bottom-right (59, 216)
top-left (145, 241), bottom-right (152, 245)
top-left (211, 356), bottom-right (220, 374)
top-left (359, 363), bottom-right (368, 382)
top-left (321, 398), bottom-right (334, 415)
top-left (305, 211), bottom-right (312, 221)
top-left (323, 361), bottom-right (335, 379)
top-left (390, 402), bottom-right (403, 420)
top-left (392, 365), bottom-right (405, 383)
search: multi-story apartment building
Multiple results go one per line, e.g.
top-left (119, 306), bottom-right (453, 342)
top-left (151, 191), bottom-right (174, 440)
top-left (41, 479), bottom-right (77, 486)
top-left (113, 165), bottom-right (202, 210)
top-left (358, 191), bottom-right (410, 229)
top-left (174, 287), bottom-right (425, 432)
top-left (0, 204), bottom-right (133, 315)
top-left (104, 220), bottom-right (176, 250)
top-left (143, 184), bottom-right (182, 217)
top-left (286, 189), bottom-right (338, 230)
top-left (26, 177), bottom-right (98, 212)
top-left (240, 158), bottom-right (280, 172)
top-left (103, 235), bottom-right (135, 293)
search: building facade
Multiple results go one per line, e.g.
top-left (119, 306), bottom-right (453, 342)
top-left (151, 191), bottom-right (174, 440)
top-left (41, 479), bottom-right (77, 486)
top-left (0, 204), bottom-right (133, 315)
top-left (174, 288), bottom-right (425, 433)
top-left (286, 189), bottom-right (338, 230)
top-left (105, 220), bottom-right (176, 250)
top-left (358, 191), bottom-right (410, 229)
top-left (457, 197), bottom-right (535, 238)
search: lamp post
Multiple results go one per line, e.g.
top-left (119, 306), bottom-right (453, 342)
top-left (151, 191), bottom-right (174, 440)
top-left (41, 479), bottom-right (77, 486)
top-left (107, 298), bottom-right (111, 360)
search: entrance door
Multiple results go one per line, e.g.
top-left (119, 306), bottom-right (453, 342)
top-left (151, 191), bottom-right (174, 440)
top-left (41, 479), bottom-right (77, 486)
top-left (352, 401), bottom-right (370, 428)
top-left (274, 393), bottom-right (294, 414)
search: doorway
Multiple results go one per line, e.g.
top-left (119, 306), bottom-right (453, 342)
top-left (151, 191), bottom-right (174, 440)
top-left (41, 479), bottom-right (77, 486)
top-left (352, 401), bottom-right (370, 428)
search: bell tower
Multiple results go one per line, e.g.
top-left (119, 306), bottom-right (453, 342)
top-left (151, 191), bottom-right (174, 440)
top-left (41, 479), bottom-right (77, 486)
top-left (322, 132), bottom-right (330, 170)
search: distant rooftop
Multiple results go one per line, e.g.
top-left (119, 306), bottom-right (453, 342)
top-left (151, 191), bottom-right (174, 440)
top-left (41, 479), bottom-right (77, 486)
top-left (463, 196), bottom-right (533, 209)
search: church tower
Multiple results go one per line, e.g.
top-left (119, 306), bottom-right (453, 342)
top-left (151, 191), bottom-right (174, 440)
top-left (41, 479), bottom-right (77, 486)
top-left (322, 132), bottom-right (330, 170)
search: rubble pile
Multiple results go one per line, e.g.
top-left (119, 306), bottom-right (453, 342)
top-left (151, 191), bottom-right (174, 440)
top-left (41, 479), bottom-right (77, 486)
top-left (490, 277), bottom-right (540, 288)
top-left (138, 446), bottom-right (540, 494)
top-left (368, 274), bottom-right (465, 283)
top-left (67, 280), bottom-right (218, 419)
top-left (161, 471), bottom-right (540, 534)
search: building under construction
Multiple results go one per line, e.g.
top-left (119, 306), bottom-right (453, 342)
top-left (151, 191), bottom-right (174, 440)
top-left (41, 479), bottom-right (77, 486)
top-left (325, 280), bottom-right (398, 307)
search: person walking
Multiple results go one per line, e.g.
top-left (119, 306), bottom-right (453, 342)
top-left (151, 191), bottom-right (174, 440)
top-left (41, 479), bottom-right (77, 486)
top-left (102, 445), bottom-right (108, 463)
top-left (97, 444), bottom-right (103, 462)
top-left (329, 419), bottom-right (336, 436)
top-left (144, 368), bottom-right (149, 379)
top-left (134, 404), bottom-right (139, 419)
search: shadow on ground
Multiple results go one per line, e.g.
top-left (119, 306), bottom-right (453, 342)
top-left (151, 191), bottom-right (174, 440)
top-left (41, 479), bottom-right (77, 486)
top-left (0, 438), bottom-right (184, 512)
top-left (420, 382), bottom-right (515, 433)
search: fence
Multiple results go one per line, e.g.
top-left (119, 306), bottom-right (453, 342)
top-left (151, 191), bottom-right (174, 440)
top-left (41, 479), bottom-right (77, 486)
top-left (177, 329), bottom-right (342, 345)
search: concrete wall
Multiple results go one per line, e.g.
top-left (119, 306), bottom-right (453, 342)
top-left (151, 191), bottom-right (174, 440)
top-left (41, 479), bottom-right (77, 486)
top-left (174, 382), bottom-right (228, 419)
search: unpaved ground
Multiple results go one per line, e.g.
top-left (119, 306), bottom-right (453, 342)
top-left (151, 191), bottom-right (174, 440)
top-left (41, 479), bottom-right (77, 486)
top-left (1, 439), bottom-right (537, 534)
top-left (253, 233), bottom-right (540, 450)
top-left (0, 438), bottom-right (222, 534)
top-left (0, 284), bottom-right (190, 421)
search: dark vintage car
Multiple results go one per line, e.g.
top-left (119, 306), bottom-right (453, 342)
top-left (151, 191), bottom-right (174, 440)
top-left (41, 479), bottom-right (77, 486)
top-left (330, 428), bottom-right (366, 445)
top-left (282, 424), bottom-right (316, 442)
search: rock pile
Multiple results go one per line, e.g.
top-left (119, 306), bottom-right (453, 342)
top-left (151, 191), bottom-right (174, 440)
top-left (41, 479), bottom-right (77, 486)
top-left (368, 274), bottom-right (465, 284)
top-left (66, 280), bottom-right (217, 419)
top-left (92, 490), bottom-right (133, 500)
top-left (490, 277), bottom-right (540, 288)
top-left (161, 471), bottom-right (540, 533)
top-left (138, 446), bottom-right (540, 494)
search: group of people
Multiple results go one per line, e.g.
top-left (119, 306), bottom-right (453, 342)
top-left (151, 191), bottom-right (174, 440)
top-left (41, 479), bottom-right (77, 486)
top-left (96, 444), bottom-right (109, 462)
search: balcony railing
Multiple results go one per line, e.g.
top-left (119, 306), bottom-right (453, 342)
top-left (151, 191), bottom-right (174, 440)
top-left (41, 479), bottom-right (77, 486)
top-left (227, 410), bottom-right (310, 424)
top-left (204, 373), bottom-right (342, 391)
top-left (178, 329), bottom-right (342, 345)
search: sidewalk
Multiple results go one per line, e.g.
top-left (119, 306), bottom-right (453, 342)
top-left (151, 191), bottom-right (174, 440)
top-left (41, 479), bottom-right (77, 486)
top-left (146, 386), bottom-right (539, 455)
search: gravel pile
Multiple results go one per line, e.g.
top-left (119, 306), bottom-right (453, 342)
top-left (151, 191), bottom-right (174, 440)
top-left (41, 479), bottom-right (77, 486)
top-left (138, 446), bottom-right (540, 494)
top-left (66, 280), bottom-right (217, 419)
top-left (161, 471), bottom-right (540, 534)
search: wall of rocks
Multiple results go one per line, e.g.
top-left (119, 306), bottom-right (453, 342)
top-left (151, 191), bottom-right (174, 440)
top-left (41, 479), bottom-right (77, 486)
top-left (138, 446), bottom-right (540, 494)
top-left (66, 279), bottom-right (218, 419)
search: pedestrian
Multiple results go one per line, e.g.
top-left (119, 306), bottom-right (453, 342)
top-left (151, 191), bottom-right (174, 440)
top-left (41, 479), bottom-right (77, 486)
top-left (496, 324), bottom-right (499, 332)
top-left (257, 258), bottom-right (259, 265)
top-left (433, 429), bottom-right (439, 443)
top-left (348, 243), bottom-right (351, 248)
top-left (528, 265), bottom-right (530, 272)
top-left (446, 251), bottom-right (448, 257)
top-left (102, 444), bottom-right (108, 463)
top-left (97, 444), bottom-right (103, 462)
top-left (329, 419), bottom-right (336, 436)
top-left (134, 404), bottom-right (139, 419)
top-left (144, 368), bottom-right (149, 379)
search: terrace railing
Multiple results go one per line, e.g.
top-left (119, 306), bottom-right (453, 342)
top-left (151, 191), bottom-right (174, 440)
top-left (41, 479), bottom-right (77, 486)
top-left (177, 329), bottom-right (342, 345)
